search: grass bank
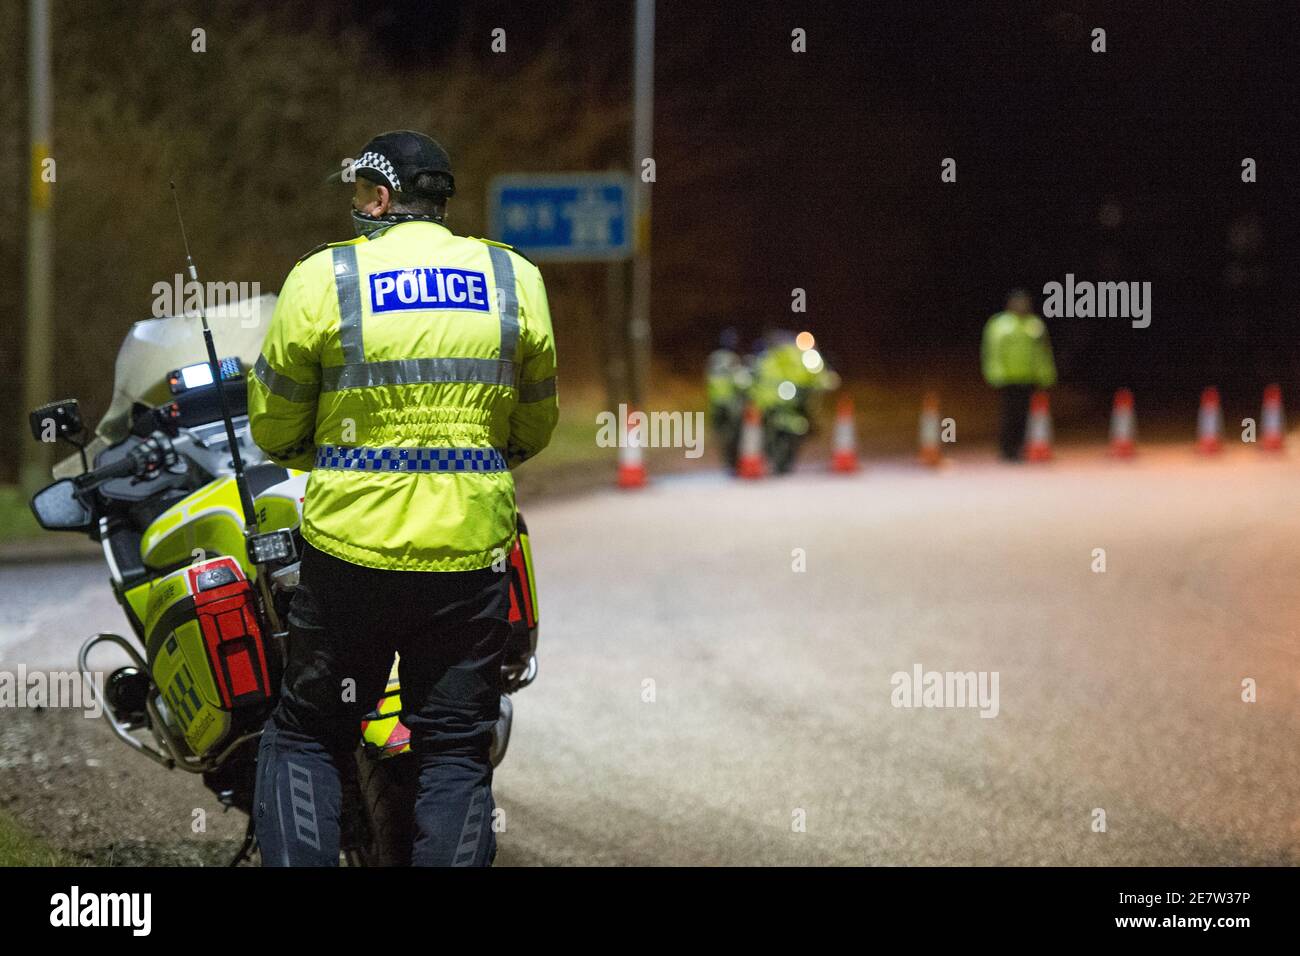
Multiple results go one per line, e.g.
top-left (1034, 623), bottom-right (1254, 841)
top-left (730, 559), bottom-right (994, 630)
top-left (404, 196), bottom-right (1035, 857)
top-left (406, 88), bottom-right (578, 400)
top-left (0, 811), bottom-right (79, 866)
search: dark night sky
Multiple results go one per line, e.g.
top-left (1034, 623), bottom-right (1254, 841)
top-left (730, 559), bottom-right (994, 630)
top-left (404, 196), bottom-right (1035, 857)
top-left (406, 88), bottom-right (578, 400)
top-left (254, 1), bottom-right (1300, 394)
top-left (646, 0), bottom-right (1300, 394)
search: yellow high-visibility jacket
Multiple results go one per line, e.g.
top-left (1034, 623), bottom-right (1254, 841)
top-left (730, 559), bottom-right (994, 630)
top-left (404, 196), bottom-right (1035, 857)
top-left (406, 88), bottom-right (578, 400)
top-left (981, 311), bottom-right (1056, 388)
top-left (750, 342), bottom-right (833, 411)
top-left (248, 220), bottom-right (558, 571)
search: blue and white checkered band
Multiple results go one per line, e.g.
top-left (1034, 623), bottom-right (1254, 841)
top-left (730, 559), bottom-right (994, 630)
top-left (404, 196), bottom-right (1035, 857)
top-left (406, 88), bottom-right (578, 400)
top-left (315, 445), bottom-right (508, 473)
top-left (352, 151), bottom-right (401, 191)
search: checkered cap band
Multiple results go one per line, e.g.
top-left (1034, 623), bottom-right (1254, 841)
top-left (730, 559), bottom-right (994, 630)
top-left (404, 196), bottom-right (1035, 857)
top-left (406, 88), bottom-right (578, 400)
top-left (352, 151), bottom-right (401, 192)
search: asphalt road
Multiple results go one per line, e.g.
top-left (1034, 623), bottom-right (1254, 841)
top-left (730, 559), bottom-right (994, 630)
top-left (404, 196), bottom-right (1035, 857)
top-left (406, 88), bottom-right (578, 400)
top-left (2, 443), bottom-right (1298, 865)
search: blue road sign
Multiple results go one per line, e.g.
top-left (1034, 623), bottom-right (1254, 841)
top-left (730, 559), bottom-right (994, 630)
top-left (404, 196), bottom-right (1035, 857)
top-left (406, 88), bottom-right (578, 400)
top-left (488, 173), bottom-right (633, 262)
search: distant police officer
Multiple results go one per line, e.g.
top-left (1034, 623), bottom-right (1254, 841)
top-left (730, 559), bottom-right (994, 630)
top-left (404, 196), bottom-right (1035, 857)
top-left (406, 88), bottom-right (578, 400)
top-left (981, 289), bottom-right (1056, 461)
top-left (706, 327), bottom-right (745, 417)
top-left (706, 328), bottom-right (743, 418)
top-left (248, 130), bottom-right (558, 866)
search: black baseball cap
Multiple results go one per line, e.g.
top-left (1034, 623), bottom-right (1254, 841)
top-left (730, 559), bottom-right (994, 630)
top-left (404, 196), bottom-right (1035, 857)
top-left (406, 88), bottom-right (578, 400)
top-left (328, 130), bottom-right (455, 198)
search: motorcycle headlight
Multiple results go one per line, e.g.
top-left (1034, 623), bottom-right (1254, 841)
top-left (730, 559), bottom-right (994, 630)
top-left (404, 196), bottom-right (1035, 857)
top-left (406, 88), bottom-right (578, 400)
top-left (247, 529), bottom-right (297, 564)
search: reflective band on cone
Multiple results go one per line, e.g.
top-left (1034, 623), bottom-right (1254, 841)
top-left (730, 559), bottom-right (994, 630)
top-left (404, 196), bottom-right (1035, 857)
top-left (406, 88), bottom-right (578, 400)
top-left (736, 402), bottom-right (766, 479)
top-left (1109, 388), bottom-right (1137, 459)
top-left (918, 392), bottom-right (943, 467)
top-left (1260, 384), bottom-right (1285, 451)
top-left (1195, 387), bottom-right (1223, 455)
top-left (617, 406), bottom-right (647, 488)
top-left (830, 395), bottom-right (859, 473)
top-left (1025, 390), bottom-right (1053, 463)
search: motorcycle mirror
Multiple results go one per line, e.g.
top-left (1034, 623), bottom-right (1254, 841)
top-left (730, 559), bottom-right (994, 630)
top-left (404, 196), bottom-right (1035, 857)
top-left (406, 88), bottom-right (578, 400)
top-left (29, 399), bottom-right (86, 444)
top-left (29, 479), bottom-right (95, 532)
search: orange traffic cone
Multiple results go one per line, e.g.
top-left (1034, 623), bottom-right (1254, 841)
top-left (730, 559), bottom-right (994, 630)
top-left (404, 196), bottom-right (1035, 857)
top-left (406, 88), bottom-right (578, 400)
top-left (917, 392), bottom-right (943, 467)
top-left (830, 395), bottom-right (859, 473)
top-left (1109, 388), bottom-right (1137, 458)
top-left (736, 402), bottom-right (766, 479)
top-left (1260, 384), bottom-right (1285, 451)
top-left (1195, 387), bottom-right (1223, 455)
top-left (1025, 390), bottom-right (1053, 462)
top-left (616, 406), bottom-right (647, 488)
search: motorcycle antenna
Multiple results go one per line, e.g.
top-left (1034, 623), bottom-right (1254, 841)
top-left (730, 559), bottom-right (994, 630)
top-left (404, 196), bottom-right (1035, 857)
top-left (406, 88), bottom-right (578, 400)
top-left (169, 180), bottom-right (258, 535)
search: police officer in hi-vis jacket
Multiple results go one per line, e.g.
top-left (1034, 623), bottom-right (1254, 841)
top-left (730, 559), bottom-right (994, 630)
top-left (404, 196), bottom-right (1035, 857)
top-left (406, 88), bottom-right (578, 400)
top-left (248, 131), bottom-right (558, 865)
top-left (981, 289), bottom-right (1056, 461)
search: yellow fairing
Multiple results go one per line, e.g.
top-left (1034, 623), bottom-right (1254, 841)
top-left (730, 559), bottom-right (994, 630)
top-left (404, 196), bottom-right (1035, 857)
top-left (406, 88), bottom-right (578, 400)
top-left (140, 470), bottom-right (307, 573)
top-left (255, 492), bottom-right (301, 534)
top-left (141, 477), bottom-right (249, 572)
top-left (123, 582), bottom-right (151, 631)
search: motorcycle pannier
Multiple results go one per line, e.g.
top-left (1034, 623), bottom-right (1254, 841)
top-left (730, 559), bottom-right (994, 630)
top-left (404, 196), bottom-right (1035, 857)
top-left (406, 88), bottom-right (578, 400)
top-left (146, 556), bottom-right (274, 758)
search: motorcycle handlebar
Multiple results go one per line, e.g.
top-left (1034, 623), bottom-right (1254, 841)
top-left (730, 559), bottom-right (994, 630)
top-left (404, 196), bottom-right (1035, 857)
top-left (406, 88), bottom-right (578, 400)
top-left (75, 433), bottom-right (177, 489)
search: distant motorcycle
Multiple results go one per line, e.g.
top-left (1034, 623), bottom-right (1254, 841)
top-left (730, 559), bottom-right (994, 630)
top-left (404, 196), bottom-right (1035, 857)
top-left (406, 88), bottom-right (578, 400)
top-left (26, 317), bottom-right (540, 866)
top-left (712, 337), bottom-right (836, 475)
top-left (757, 386), bottom-right (819, 475)
top-left (707, 353), bottom-right (750, 471)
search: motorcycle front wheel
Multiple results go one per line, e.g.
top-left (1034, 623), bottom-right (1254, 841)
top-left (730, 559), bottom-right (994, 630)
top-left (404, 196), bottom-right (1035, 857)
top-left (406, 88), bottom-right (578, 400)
top-left (766, 429), bottom-right (802, 474)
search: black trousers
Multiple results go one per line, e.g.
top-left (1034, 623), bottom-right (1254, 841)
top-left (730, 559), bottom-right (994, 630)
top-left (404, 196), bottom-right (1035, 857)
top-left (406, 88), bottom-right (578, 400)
top-left (254, 540), bottom-right (511, 866)
top-left (997, 384), bottom-right (1034, 461)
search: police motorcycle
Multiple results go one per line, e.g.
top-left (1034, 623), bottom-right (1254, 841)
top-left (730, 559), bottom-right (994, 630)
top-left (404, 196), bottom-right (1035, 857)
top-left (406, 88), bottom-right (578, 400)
top-left (706, 346), bottom-right (752, 471)
top-left (717, 332), bottom-right (838, 475)
top-left (26, 301), bottom-right (540, 866)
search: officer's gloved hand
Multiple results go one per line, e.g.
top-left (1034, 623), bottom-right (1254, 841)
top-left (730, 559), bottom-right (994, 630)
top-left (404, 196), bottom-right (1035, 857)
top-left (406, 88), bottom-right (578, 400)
top-left (505, 443), bottom-right (532, 469)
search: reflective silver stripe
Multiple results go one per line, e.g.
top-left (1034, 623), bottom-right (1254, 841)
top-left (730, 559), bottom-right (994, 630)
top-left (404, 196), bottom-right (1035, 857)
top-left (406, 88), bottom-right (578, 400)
top-left (287, 762), bottom-right (321, 851)
top-left (517, 376), bottom-right (556, 403)
top-left (253, 354), bottom-right (319, 403)
top-left (486, 245), bottom-right (520, 365)
top-left (452, 786), bottom-right (489, 866)
top-left (320, 357), bottom-right (515, 392)
top-left (332, 245), bottom-right (365, 363)
top-left (319, 241), bottom-right (523, 394)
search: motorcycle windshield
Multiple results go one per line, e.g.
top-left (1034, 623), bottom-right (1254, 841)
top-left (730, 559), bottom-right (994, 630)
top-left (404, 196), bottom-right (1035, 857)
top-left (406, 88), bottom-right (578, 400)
top-left (53, 295), bottom-right (278, 479)
top-left (96, 294), bottom-right (278, 444)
